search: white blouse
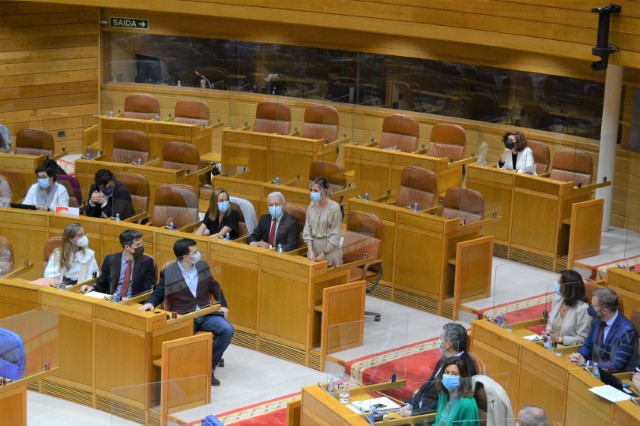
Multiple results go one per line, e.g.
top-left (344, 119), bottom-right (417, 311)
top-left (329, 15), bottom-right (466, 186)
top-left (44, 248), bottom-right (99, 283)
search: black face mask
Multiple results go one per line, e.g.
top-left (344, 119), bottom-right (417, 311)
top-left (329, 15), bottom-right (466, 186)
top-left (587, 305), bottom-right (598, 317)
top-left (505, 140), bottom-right (515, 150)
top-left (133, 246), bottom-right (144, 258)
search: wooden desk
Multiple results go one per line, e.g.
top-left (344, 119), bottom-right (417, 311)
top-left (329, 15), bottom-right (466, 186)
top-left (0, 153), bottom-right (45, 203)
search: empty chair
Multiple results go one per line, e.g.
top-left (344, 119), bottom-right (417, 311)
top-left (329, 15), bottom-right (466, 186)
top-left (309, 161), bottom-right (346, 195)
top-left (283, 204), bottom-right (307, 247)
top-left (111, 130), bottom-right (150, 164)
top-left (174, 99), bottom-right (210, 126)
top-left (379, 114), bottom-right (419, 153)
top-left (253, 101), bottom-right (291, 135)
top-left (43, 237), bottom-right (63, 275)
top-left (114, 172), bottom-right (149, 220)
top-left (393, 166), bottom-right (438, 210)
top-left (15, 129), bottom-right (54, 157)
top-left (527, 139), bottom-right (550, 174)
top-left (429, 123), bottom-right (466, 161)
top-left (122, 94), bottom-right (160, 120)
top-left (149, 184), bottom-right (199, 230)
top-left (441, 187), bottom-right (485, 223)
top-left (301, 104), bottom-right (339, 142)
top-left (162, 142), bottom-right (201, 173)
top-left (56, 174), bottom-right (83, 207)
top-left (549, 148), bottom-right (593, 186)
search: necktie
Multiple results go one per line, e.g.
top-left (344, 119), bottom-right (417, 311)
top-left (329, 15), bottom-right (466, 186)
top-left (119, 260), bottom-right (132, 299)
top-left (268, 218), bottom-right (277, 246)
top-left (596, 321), bottom-right (606, 361)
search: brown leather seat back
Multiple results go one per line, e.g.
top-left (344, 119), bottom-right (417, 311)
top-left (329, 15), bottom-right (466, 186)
top-left (301, 105), bottom-right (339, 142)
top-left (115, 172), bottom-right (149, 215)
top-left (309, 161), bottom-right (346, 195)
top-left (549, 148), bottom-right (593, 185)
top-left (151, 184), bottom-right (198, 228)
top-left (469, 352), bottom-right (487, 375)
top-left (56, 175), bottom-right (83, 208)
top-left (528, 139), bottom-right (550, 174)
top-left (123, 94), bottom-right (160, 120)
top-left (0, 236), bottom-right (14, 274)
top-left (394, 166), bottom-right (438, 210)
top-left (379, 115), bottom-right (419, 153)
top-left (43, 237), bottom-right (62, 274)
top-left (162, 142), bottom-right (200, 172)
top-left (342, 211), bottom-right (383, 263)
top-left (283, 204), bottom-right (307, 246)
top-left (15, 129), bottom-right (54, 157)
top-left (441, 187), bottom-right (485, 223)
top-left (174, 99), bottom-right (210, 126)
top-left (429, 123), bottom-right (466, 161)
top-left (254, 102), bottom-right (291, 135)
top-left (112, 130), bottom-right (150, 164)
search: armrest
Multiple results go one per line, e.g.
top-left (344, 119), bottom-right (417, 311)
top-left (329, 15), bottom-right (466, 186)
top-left (123, 289), bottom-right (153, 305)
top-left (123, 211), bottom-right (150, 224)
top-left (177, 222), bottom-right (200, 233)
top-left (208, 120), bottom-right (224, 129)
top-left (51, 151), bottom-right (66, 160)
top-left (449, 156), bottom-right (477, 167)
top-left (235, 235), bottom-right (249, 244)
top-left (332, 185), bottom-right (358, 200)
top-left (143, 158), bottom-right (161, 167)
top-left (331, 257), bottom-right (382, 274)
top-left (287, 246), bottom-right (308, 256)
top-left (167, 302), bottom-right (221, 324)
top-left (423, 205), bottom-right (442, 215)
top-left (539, 172), bottom-right (551, 178)
top-left (238, 124), bottom-right (250, 131)
top-left (4, 262), bottom-right (34, 279)
top-left (185, 164), bottom-right (214, 179)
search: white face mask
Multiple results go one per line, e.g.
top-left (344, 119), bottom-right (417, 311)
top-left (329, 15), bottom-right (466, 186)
top-left (75, 235), bottom-right (89, 248)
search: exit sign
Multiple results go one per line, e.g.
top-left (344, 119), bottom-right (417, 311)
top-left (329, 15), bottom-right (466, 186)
top-left (110, 17), bottom-right (149, 30)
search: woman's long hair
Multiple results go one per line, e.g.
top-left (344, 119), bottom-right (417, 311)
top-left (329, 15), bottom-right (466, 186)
top-left (435, 355), bottom-right (475, 398)
top-left (560, 269), bottom-right (588, 308)
top-left (57, 223), bottom-right (84, 271)
top-left (208, 188), bottom-right (230, 221)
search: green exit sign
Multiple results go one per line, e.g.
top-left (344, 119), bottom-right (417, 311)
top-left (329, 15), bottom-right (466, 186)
top-left (110, 17), bottom-right (149, 30)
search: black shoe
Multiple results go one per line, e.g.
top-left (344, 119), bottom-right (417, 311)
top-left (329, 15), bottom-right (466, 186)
top-left (218, 358), bottom-right (225, 368)
top-left (211, 374), bottom-right (220, 386)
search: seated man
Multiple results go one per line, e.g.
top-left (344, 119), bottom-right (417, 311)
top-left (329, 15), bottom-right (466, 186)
top-left (81, 229), bottom-right (155, 301)
top-left (86, 168), bottom-right (134, 220)
top-left (569, 288), bottom-right (638, 372)
top-left (398, 322), bottom-right (476, 416)
top-left (516, 405), bottom-right (548, 426)
top-left (140, 238), bottom-right (234, 386)
top-left (247, 191), bottom-right (299, 252)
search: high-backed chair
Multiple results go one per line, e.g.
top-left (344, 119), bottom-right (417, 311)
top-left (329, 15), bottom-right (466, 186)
top-left (309, 161), bottom-right (346, 196)
top-left (56, 174), bottom-right (83, 208)
top-left (15, 129), bottom-right (54, 157)
top-left (341, 211), bottom-right (384, 321)
top-left (174, 99), bottom-right (210, 126)
top-left (253, 101), bottom-right (291, 135)
top-left (43, 237), bottom-right (63, 275)
top-left (283, 204), bottom-right (307, 247)
top-left (441, 187), bottom-right (485, 223)
top-left (392, 166), bottom-right (438, 210)
top-left (162, 142), bottom-right (212, 195)
top-left (468, 352), bottom-right (487, 375)
top-left (149, 184), bottom-right (199, 230)
top-left (230, 202), bottom-right (249, 237)
top-left (123, 94), bottom-right (160, 120)
top-left (115, 172), bottom-right (149, 222)
top-left (549, 148), bottom-right (593, 186)
top-left (379, 114), bottom-right (419, 153)
top-left (527, 139), bottom-right (551, 175)
top-left (428, 123), bottom-right (466, 162)
top-left (301, 105), bottom-right (339, 142)
top-left (112, 130), bottom-right (150, 164)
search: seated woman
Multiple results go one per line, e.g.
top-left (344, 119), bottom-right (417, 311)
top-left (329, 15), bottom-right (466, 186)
top-left (544, 269), bottom-right (591, 346)
top-left (497, 131), bottom-right (536, 174)
top-left (44, 223), bottom-right (99, 285)
top-left (303, 177), bottom-right (342, 265)
top-left (23, 165), bottom-right (69, 212)
top-left (194, 188), bottom-right (240, 239)
top-left (434, 356), bottom-right (480, 426)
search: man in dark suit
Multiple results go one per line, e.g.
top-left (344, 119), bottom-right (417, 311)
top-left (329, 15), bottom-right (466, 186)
top-left (398, 323), bottom-right (476, 417)
top-left (247, 191), bottom-right (299, 252)
top-left (570, 288), bottom-right (638, 372)
top-left (81, 229), bottom-right (155, 301)
top-left (140, 238), bottom-right (234, 386)
top-left (86, 168), bottom-right (134, 220)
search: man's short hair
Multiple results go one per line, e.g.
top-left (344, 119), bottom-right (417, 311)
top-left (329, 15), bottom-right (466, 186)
top-left (173, 238), bottom-right (196, 258)
top-left (267, 191), bottom-right (285, 204)
top-left (95, 169), bottom-right (114, 186)
top-left (594, 287), bottom-right (619, 312)
top-left (443, 323), bottom-right (468, 352)
top-left (119, 229), bottom-right (143, 247)
top-left (517, 405), bottom-right (548, 426)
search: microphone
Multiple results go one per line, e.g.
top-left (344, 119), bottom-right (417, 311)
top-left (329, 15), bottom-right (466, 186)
top-left (195, 71), bottom-right (211, 89)
top-left (210, 79), bottom-right (225, 89)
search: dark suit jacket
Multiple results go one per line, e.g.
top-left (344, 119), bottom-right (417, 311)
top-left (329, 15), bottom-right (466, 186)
top-left (247, 212), bottom-right (299, 252)
top-left (93, 252), bottom-right (156, 297)
top-left (86, 179), bottom-right (134, 220)
top-left (578, 313), bottom-right (638, 372)
top-left (409, 351), bottom-right (476, 414)
top-left (145, 260), bottom-right (228, 315)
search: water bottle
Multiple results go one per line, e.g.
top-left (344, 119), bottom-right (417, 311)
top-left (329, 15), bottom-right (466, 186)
top-left (413, 202), bottom-right (419, 212)
top-left (496, 312), bottom-right (504, 326)
top-left (225, 232), bottom-right (231, 240)
top-left (115, 213), bottom-right (121, 222)
top-left (272, 86), bottom-right (277, 95)
top-left (338, 383), bottom-right (350, 404)
top-left (274, 176), bottom-right (280, 185)
top-left (364, 193), bottom-right (369, 201)
top-left (327, 378), bottom-right (336, 398)
top-left (277, 244), bottom-right (283, 253)
top-left (0, 267), bottom-right (3, 278)
top-left (544, 335), bottom-right (551, 350)
top-left (168, 222), bottom-right (175, 230)
top-left (177, 80), bottom-right (182, 87)
top-left (593, 362), bottom-right (600, 380)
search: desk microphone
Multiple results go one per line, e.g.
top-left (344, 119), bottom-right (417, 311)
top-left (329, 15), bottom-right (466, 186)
top-left (195, 71), bottom-right (211, 89)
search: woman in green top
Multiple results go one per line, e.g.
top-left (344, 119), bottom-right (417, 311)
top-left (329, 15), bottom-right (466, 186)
top-left (434, 356), bottom-right (480, 426)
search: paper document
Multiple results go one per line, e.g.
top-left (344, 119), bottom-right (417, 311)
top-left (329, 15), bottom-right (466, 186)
top-left (84, 291), bottom-right (112, 300)
top-left (351, 396), bottom-right (401, 413)
top-left (523, 334), bottom-right (541, 342)
top-left (589, 385), bottom-right (632, 402)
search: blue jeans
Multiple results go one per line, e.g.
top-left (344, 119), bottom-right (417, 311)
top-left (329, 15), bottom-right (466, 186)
top-left (194, 314), bottom-right (234, 371)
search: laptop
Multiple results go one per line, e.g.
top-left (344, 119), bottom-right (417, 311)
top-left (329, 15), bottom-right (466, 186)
top-left (599, 369), bottom-right (639, 397)
top-left (9, 203), bottom-right (37, 210)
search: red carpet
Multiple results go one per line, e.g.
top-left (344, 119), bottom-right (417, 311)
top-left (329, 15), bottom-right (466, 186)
top-left (213, 392), bottom-right (299, 425)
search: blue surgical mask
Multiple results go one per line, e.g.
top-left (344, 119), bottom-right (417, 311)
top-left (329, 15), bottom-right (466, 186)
top-left (587, 305), bottom-right (598, 317)
top-left (310, 192), bottom-right (321, 203)
top-left (269, 205), bottom-right (283, 218)
top-left (190, 250), bottom-right (201, 264)
top-left (442, 374), bottom-right (460, 391)
top-left (553, 282), bottom-right (561, 295)
top-left (217, 201), bottom-right (230, 213)
top-left (101, 186), bottom-right (113, 197)
top-left (38, 177), bottom-right (50, 189)
top-left (437, 339), bottom-right (446, 352)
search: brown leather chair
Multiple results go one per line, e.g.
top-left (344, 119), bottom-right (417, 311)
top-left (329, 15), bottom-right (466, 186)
top-left (527, 139), bottom-right (551, 175)
top-left (149, 184), bottom-right (199, 230)
top-left (43, 237), bottom-right (63, 275)
top-left (301, 105), bottom-right (339, 142)
top-left (468, 352), bottom-right (487, 375)
top-left (393, 166), bottom-right (438, 210)
top-left (283, 204), bottom-right (307, 247)
top-left (123, 94), bottom-right (160, 120)
top-left (15, 129), bottom-right (54, 157)
top-left (230, 201), bottom-right (248, 237)
top-left (379, 114), bottom-right (419, 153)
top-left (111, 130), bottom-right (150, 164)
top-left (429, 123), bottom-right (466, 162)
top-left (0, 236), bottom-right (14, 274)
top-left (441, 187), bottom-right (485, 223)
top-left (114, 172), bottom-right (149, 220)
top-left (56, 174), bottom-right (83, 208)
top-left (162, 142), bottom-right (201, 173)
top-left (174, 99), bottom-right (210, 126)
top-left (549, 148), bottom-right (593, 186)
top-left (309, 161), bottom-right (346, 196)
top-left (254, 101), bottom-right (291, 135)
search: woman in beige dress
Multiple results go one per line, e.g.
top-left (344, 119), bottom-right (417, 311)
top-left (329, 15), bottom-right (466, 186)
top-left (303, 177), bottom-right (342, 265)
top-left (544, 269), bottom-right (591, 346)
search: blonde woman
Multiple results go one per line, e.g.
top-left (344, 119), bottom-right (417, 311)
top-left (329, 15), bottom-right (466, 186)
top-left (303, 177), bottom-right (342, 265)
top-left (44, 223), bottom-right (99, 285)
